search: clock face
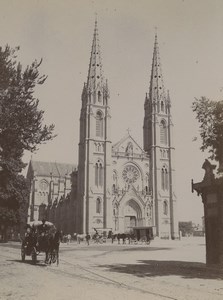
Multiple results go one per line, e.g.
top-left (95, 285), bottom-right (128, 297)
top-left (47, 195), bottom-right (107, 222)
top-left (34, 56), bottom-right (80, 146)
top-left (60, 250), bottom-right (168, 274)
top-left (122, 165), bottom-right (139, 184)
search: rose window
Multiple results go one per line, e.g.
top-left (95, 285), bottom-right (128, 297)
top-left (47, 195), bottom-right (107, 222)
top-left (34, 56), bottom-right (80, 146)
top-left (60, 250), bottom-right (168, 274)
top-left (122, 165), bottom-right (139, 184)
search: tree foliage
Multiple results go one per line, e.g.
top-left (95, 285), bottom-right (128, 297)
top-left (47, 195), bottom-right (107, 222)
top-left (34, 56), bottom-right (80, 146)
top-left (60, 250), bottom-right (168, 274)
top-left (192, 97), bottom-right (223, 171)
top-left (0, 45), bottom-right (55, 230)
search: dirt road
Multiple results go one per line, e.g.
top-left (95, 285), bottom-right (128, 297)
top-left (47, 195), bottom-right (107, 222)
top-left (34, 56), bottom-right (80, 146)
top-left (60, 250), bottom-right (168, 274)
top-left (0, 238), bottom-right (223, 300)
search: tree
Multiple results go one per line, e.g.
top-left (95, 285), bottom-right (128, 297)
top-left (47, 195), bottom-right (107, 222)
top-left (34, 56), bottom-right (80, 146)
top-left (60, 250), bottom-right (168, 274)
top-left (0, 45), bottom-right (55, 239)
top-left (192, 97), bottom-right (223, 172)
top-left (179, 221), bottom-right (193, 237)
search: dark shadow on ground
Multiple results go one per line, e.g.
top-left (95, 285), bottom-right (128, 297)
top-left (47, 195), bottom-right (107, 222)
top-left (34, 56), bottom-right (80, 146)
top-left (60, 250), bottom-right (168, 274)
top-left (98, 260), bottom-right (223, 280)
top-left (61, 245), bottom-right (172, 252)
top-left (120, 247), bottom-right (172, 252)
top-left (7, 259), bottom-right (47, 267)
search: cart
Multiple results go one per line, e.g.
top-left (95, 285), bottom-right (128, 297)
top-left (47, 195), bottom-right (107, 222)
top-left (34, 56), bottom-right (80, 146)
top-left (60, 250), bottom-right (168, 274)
top-left (21, 221), bottom-right (59, 265)
top-left (132, 226), bottom-right (155, 245)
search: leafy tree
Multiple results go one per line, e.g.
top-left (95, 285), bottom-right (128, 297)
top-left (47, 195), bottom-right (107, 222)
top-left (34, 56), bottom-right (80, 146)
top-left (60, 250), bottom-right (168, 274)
top-left (179, 221), bottom-right (193, 237)
top-left (0, 45), bottom-right (55, 240)
top-left (192, 97), bottom-right (223, 172)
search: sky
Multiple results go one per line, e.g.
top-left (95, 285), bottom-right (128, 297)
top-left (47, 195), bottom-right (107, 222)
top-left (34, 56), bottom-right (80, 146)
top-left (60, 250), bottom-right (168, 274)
top-left (1, 0), bottom-right (223, 224)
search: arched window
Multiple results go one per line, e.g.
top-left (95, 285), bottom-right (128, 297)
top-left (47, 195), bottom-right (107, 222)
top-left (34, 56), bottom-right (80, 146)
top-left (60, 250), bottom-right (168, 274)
top-left (161, 168), bottom-right (165, 190)
top-left (161, 101), bottom-right (164, 112)
top-left (95, 161), bottom-right (103, 187)
top-left (165, 168), bottom-right (169, 190)
top-left (99, 163), bottom-right (103, 186)
top-left (163, 200), bottom-right (168, 215)
top-left (95, 163), bottom-right (99, 186)
top-left (96, 198), bottom-right (101, 214)
top-left (160, 120), bottom-right (167, 145)
top-left (161, 166), bottom-right (169, 191)
top-left (98, 91), bottom-right (102, 102)
top-left (96, 111), bottom-right (103, 137)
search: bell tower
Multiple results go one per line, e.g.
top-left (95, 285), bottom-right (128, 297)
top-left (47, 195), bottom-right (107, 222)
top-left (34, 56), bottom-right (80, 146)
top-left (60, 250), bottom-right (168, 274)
top-left (143, 34), bottom-right (178, 239)
top-left (76, 20), bottom-right (112, 234)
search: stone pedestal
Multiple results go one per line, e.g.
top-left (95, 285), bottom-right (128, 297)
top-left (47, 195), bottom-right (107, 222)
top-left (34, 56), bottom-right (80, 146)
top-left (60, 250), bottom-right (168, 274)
top-left (192, 159), bottom-right (223, 266)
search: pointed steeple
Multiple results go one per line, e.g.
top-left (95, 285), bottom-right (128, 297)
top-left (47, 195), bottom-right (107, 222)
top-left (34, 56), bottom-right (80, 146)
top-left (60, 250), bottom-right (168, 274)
top-left (148, 32), bottom-right (166, 103)
top-left (86, 18), bottom-right (104, 100)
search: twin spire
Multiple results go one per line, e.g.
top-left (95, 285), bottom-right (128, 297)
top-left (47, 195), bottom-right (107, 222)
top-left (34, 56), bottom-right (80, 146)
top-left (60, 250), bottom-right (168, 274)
top-left (86, 20), bottom-right (168, 105)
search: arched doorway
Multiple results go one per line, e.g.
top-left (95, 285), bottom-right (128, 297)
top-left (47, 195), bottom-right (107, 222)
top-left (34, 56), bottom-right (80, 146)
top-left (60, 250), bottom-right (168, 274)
top-left (123, 199), bottom-right (142, 233)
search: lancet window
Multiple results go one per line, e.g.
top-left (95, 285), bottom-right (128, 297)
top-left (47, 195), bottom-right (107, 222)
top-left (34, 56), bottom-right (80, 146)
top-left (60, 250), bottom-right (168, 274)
top-left (95, 160), bottom-right (103, 187)
top-left (96, 198), bottom-right (101, 214)
top-left (96, 111), bottom-right (103, 137)
top-left (161, 165), bottom-right (169, 191)
top-left (160, 120), bottom-right (167, 145)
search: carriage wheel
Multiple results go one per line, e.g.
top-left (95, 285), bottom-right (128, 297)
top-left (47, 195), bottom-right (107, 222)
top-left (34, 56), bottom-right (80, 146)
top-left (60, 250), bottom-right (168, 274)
top-left (21, 247), bottom-right (25, 261)
top-left (31, 249), bottom-right (37, 264)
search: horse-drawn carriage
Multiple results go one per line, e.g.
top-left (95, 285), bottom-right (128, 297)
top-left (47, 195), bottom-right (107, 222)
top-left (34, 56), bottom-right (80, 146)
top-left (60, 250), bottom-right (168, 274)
top-left (92, 228), bottom-right (112, 243)
top-left (21, 220), bottom-right (60, 265)
top-left (132, 226), bottom-right (155, 245)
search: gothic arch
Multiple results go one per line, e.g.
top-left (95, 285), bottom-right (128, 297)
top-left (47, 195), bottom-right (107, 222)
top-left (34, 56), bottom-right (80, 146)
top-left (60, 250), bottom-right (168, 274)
top-left (96, 197), bottom-right (102, 214)
top-left (95, 159), bottom-right (104, 187)
top-left (161, 164), bottom-right (169, 190)
top-left (95, 110), bottom-right (103, 137)
top-left (163, 200), bottom-right (168, 215)
top-left (160, 119), bottom-right (167, 145)
top-left (120, 198), bottom-right (144, 220)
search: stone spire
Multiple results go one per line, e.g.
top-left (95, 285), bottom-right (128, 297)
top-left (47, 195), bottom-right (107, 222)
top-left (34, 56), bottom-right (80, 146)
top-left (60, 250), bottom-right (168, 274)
top-left (86, 19), bottom-right (104, 98)
top-left (148, 33), bottom-right (166, 103)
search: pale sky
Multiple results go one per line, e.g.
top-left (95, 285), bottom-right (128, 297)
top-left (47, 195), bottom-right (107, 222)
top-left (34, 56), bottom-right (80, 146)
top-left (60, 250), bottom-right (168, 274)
top-left (1, 0), bottom-right (223, 224)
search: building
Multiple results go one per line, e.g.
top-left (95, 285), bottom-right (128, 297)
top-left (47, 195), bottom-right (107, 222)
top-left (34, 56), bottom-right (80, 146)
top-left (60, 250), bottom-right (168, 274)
top-left (27, 21), bottom-right (178, 239)
top-left (75, 21), bottom-right (178, 239)
top-left (26, 160), bottom-right (77, 234)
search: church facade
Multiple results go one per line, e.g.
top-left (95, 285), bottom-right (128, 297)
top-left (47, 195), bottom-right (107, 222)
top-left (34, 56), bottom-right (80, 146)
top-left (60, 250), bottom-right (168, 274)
top-left (75, 21), bottom-right (178, 239)
top-left (27, 21), bottom-right (178, 239)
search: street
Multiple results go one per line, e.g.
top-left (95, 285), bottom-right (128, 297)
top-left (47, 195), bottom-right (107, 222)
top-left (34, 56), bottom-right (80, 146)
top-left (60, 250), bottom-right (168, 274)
top-left (0, 237), bottom-right (223, 300)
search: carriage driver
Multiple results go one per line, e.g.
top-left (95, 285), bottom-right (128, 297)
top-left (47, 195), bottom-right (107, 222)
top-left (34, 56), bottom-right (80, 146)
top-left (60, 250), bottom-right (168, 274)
top-left (38, 219), bottom-right (48, 235)
top-left (37, 219), bottom-right (48, 250)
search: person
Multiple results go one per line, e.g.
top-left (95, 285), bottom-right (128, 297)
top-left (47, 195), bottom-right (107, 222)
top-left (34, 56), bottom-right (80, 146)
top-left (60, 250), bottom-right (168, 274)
top-left (38, 219), bottom-right (48, 235)
top-left (37, 219), bottom-right (48, 250)
top-left (86, 233), bottom-right (91, 246)
top-left (23, 226), bottom-right (34, 251)
top-left (67, 234), bottom-right (71, 244)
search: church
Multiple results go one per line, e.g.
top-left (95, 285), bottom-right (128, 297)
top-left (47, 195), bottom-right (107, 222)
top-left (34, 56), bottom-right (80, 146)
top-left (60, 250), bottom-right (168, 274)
top-left (27, 20), bottom-right (179, 239)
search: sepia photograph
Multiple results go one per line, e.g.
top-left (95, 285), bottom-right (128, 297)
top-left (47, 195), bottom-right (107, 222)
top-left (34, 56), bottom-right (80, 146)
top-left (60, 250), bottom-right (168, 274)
top-left (0, 0), bottom-right (223, 299)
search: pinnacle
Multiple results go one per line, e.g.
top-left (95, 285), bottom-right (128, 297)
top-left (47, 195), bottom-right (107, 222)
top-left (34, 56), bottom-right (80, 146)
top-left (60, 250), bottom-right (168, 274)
top-left (86, 19), bottom-right (104, 96)
top-left (149, 33), bottom-right (166, 103)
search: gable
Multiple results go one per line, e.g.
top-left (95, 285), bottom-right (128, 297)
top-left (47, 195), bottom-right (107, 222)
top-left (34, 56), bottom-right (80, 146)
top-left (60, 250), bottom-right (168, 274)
top-left (112, 134), bottom-right (145, 156)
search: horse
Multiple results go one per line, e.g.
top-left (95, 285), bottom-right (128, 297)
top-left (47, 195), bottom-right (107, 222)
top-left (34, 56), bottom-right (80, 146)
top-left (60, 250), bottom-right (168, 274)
top-left (111, 233), bottom-right (137, 244)
top-left (45, 230), bottom-right (61, 266)
top-left (76, 233), bottom-right (86, 244)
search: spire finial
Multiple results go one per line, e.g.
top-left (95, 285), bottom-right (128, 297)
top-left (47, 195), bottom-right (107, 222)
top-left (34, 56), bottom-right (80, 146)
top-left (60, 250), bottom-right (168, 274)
top-left (154, 26), bottom-right (158, 46)
top-left (155, 26), bottom-right (158, 37)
